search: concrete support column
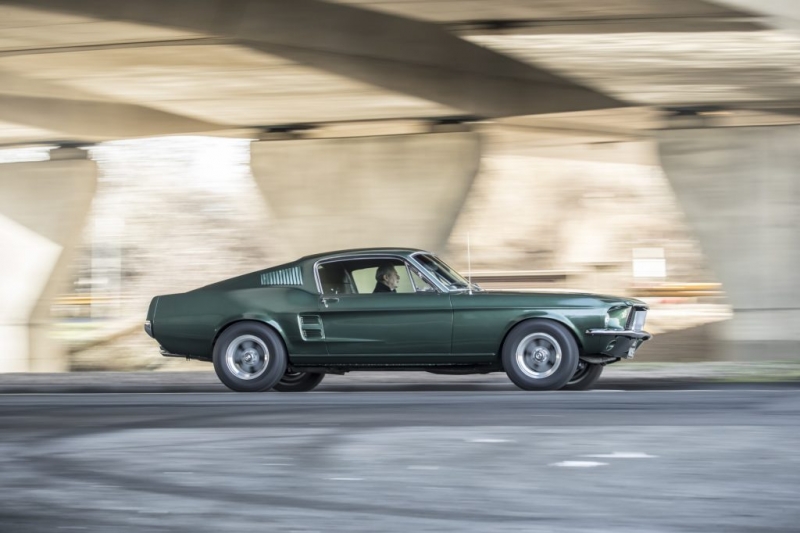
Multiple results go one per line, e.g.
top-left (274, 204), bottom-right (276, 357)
top-left (250, 131), bottom-right (481, 257)
top-left (0, 148), bottom-right (97, 372)
top-left (657, 124), bottom-right (800, 360)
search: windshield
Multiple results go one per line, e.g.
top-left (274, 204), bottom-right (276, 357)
top-left (414, 254), bottom-right (472, 291)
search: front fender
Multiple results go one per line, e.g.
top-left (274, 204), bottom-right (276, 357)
top-left (500, 312), bottom-right (586, 354)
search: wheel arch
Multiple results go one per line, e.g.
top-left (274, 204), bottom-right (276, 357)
top-left (212, 317), bottom-right (290, 356)
top-left (498, 315), bottom-right (584, 361)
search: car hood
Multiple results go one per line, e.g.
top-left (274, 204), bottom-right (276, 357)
top-left (458, 289), bottom-right (646, 308)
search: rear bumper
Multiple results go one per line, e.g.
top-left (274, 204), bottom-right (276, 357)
top-left (585, 328), bottom-right (652, 359)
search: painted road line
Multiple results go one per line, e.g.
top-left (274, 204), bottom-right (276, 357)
top-left (550, 461), bottom-right (608, 468)
top-left (582, 452), bottom-right (657, 459)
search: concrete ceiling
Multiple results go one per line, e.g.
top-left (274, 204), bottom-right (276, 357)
top-left (0, 0), bottom-right (797, 146)
top-left (328, 0), bottom-right (763, 32)
top-left (468, 30), bottom-right (800, 107)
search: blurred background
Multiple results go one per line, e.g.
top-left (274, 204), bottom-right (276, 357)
top-left (1, 0), bottom-right (798, 374)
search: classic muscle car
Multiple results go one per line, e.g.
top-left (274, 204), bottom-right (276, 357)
top-left (145, 248), bottom-right (650, 392)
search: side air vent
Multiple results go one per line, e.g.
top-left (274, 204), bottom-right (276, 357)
top-left (298, 314), bottom-right (324, 341)
top-left (261, 267), bottom-right (303, 287)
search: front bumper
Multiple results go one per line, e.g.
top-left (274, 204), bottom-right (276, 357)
top-left (585, 328), bottom-right (652, 359)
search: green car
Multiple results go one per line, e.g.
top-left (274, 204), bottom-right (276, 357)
top-left (144, 248), bottom-right (650, 392)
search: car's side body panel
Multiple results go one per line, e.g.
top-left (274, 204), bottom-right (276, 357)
top-left (211, 287), bottom-right (323, 356)
top-left (146, 248), bottom-right (651, 369)
top-left (450, 292), bottom-right (608, 357)
top-left (151, 284), bottom-right (322, 359)
top-left (306, 291), bottom-right (453, 364)
top-left (152, 290), bottom-right (222, 358)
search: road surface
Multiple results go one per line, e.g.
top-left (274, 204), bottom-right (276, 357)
top-left (1, 388), bottom-right (799, 532)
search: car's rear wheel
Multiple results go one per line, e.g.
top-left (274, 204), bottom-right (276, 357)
top-left (213, 322), bottom-right (287, 392)
top-left (562, 361), bottom-right (604, 391)
top-left (502, 319), bottom-right (579, 391)
top-left (272, 371), bottom-right (325, 392)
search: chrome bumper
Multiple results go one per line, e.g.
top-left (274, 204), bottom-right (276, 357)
top-left (144, 320), bottom-right (153, 338)
top-left (586, 329), bottom-right (652, 341)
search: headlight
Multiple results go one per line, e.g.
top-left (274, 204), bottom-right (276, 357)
top-left (605, 306), bottom-right (631, 330)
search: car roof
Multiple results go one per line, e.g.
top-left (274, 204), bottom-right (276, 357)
top-left (298, 247), bottom-right (430, 263)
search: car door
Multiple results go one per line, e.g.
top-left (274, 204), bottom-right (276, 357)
top-left (316, 256), bottom-right (453, 364)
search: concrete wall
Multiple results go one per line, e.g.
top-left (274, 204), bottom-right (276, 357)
top-left (658, 124), bottom-right (800, 360)
top-left (0, 149), bottom-right (97, 372)
top-left (250, 132), bottom-right (481, 257)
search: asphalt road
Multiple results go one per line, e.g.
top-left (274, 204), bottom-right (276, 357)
top-left (1, 389), bottom-right (799, 532)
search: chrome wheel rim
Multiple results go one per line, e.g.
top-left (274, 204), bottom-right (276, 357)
top-left (515, 332), bottom-right (562, 379)
top-left (225, 335), bottom-right (270, 380)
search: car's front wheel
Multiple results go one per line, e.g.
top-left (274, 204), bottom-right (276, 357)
top-left (502, 319), bottom-right (579, 391)
top-left (272, 371), bottom-right (325, 392)
top-left (562, 361), bottom-right (604, 391)
top-left (213, 322), bottom-right (287, 392)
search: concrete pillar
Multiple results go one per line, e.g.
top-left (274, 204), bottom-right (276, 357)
top-left (657, 124), bottom-right (800, 360)
top-left (250, 132), bottom-right (481, 257)
top-left (0, 148), bottom-right (97, 372)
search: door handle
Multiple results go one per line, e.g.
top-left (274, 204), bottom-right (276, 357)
top-left (321, 297), bottom-right (339, 307)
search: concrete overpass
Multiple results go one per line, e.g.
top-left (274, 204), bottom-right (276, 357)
top-left (0, 0), bottom-right (798, 371)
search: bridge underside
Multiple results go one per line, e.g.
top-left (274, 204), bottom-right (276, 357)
top-left (0, 0), bottom-right (799, 370)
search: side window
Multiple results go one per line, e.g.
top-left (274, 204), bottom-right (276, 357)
top-left (351, 261), bottom-right (414, 294)
top-left (317, 264), bottom-right (355, 295)
top-left (351, 267), bottom-right (380, 294)
top-left (318, 258), bottom-right (420, 295)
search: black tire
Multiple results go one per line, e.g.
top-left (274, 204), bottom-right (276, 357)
top-left (213, 322), bottom-right (287, 392)
top-left (272, 371), bottom-right (325, 392)
top-left (501, 319), bottom-right (579, 391)
top-left (562, 361), bottom-right (604, 391)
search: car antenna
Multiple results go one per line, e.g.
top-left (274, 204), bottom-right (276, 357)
top-left (467, 232), bottom-right (473, 295)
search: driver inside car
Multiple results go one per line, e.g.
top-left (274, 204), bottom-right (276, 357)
top-left (373, 264), bottom-right (400, 293)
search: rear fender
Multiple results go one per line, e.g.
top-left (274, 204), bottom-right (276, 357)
top-left (212, 315), bottom-right (290, 354)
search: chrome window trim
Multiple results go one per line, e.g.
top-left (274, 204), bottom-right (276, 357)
top-left (407, 262), bottom-right (436, 293)
top-left (313, 253), bottom-right (446, 295)
top-left (407, 254), bottom-right (450, 293)
top-left (409, 252), bottom-right (465, 293)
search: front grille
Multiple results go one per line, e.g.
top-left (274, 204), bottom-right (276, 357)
top-left (631, 309), bottom-right (647, 332)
